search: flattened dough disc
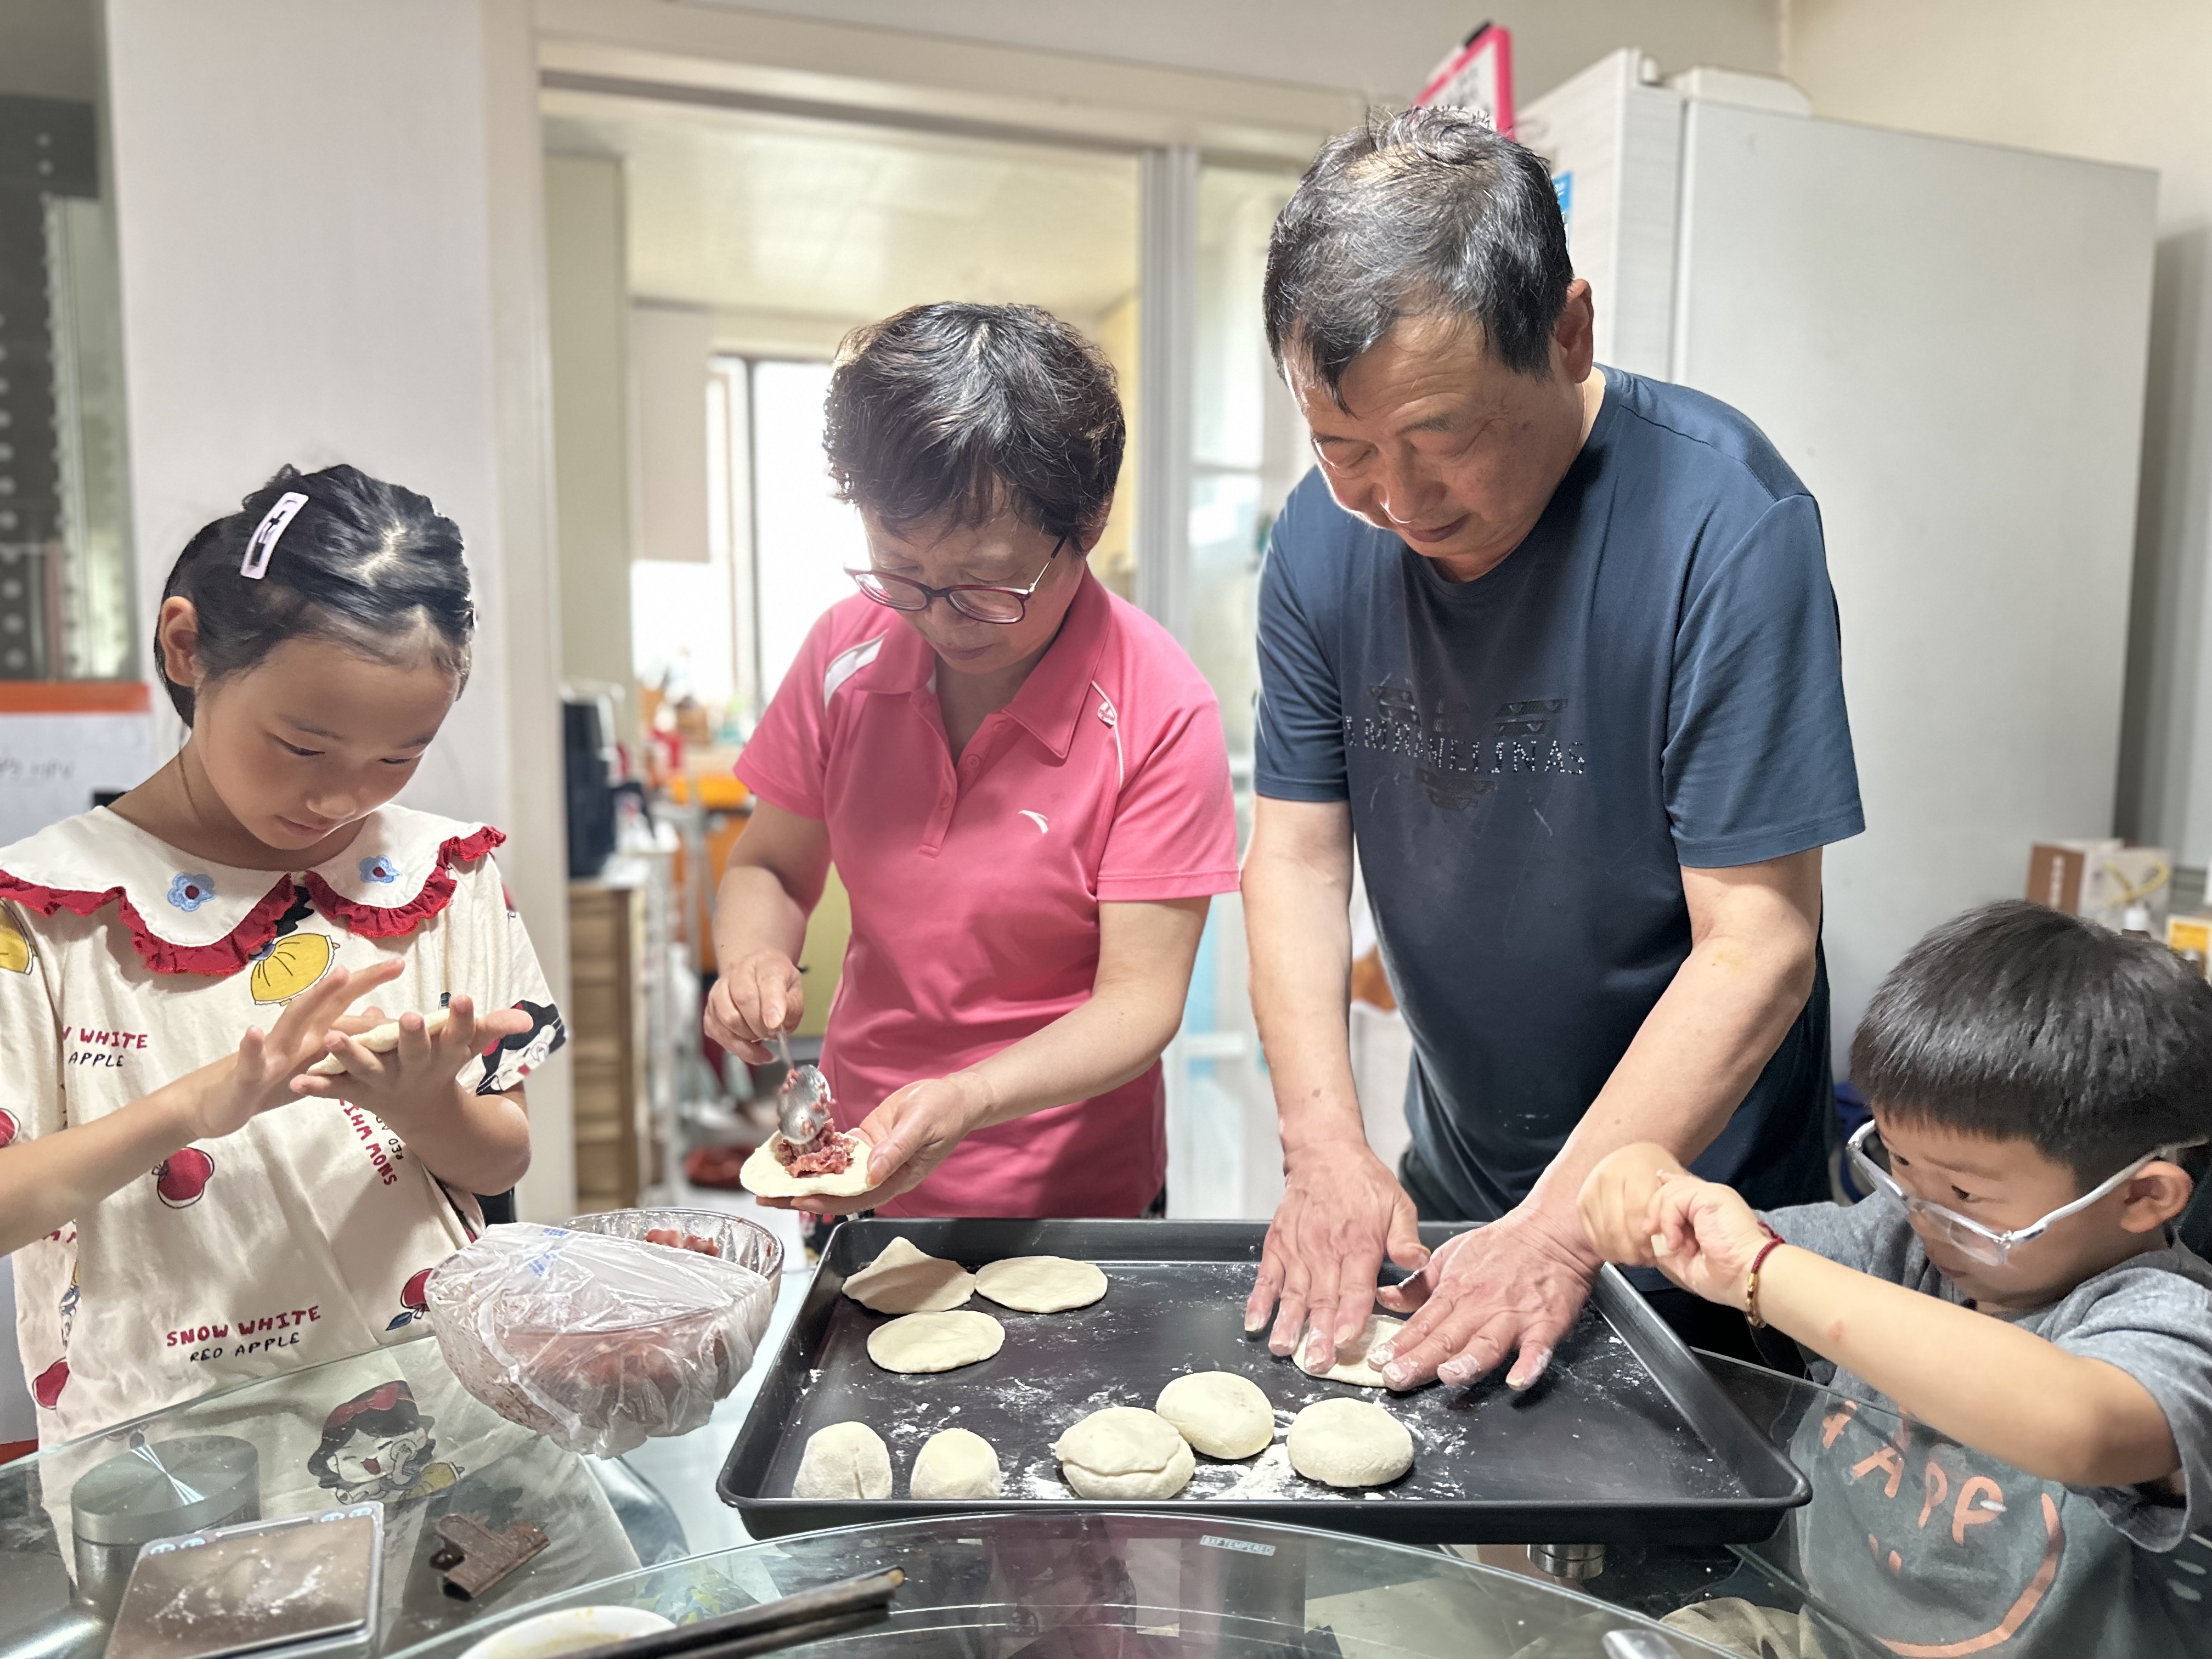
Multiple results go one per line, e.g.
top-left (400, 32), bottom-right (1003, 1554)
top-left (740, 1132), bottom-right (873, 1199)
top-left (1296, 1313), bottom-right (1404, 1387)
top-left (866, 1310), bottom-right (1005, 1374)
top-left (842, 1238), bottom-right (976, 1313)
top-left (974, 1255), bottom-right (1108, 1313)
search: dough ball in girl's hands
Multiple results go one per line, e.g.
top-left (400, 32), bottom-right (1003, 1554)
top-left (792, 1421), bottom-right (893, 1499)
top-left (1286, 1398), bottom-right (1413, 1488)
top-left (1156, 1371), bottom-right (1274, 1459)
top-left (910, 1427), bottom-right (1002, 1499)
top-left (304, 1008), bottom-right (452, 1076)
top-left (1053, 1407), bottom-right (1195, 1498)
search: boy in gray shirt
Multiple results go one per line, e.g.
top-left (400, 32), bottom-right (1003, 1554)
top-left (1583, 901), bottom-right (2211, 1656)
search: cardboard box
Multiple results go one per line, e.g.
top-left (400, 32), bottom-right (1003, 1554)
top-left (2026, 840), bottom-right (2171, 933)
top-left (2167, 913), bottom-right (2212, 977)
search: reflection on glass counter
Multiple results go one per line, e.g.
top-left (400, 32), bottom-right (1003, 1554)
top-left (0, 1333), bottom-right (646, 1658)
top-left (1, 1292), bottom-right (2202, 1659)
top-left (389, 1512), bottom-right (1747, 1659)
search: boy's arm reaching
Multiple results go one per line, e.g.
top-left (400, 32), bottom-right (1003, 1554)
top-left (1577, 1141), bottom-right (1693, 1260)
top-left (1639, 1174), bottom-right (2182, 1489)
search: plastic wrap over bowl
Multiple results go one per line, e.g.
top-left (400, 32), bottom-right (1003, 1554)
top-left (425, 1216), bottom-right (781, 1457)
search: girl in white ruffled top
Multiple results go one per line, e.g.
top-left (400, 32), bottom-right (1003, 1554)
top-left (0, 464), bottom-right (563, 1443)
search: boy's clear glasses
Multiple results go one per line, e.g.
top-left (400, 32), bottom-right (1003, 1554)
top-left (1847, 1120), bottom-right (2204, 1266)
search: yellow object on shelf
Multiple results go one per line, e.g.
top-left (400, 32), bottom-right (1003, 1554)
top-left (665, 769), bottom-right (749, 810)
top-left (2166, 913), bottom-right (2212, 977)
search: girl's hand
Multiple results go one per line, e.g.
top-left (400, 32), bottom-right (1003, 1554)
top-left (287, 995), bottom-right (533, 1130)
top-left (1576, 1142), bottom-right (1692, 1268)
top-left (1644, 1177), bottom-right (1772, 1311)
top-left (763, 1073), bottom-right (990, 1216)
top-left (192, 958), bottom-right (407, 1139)
top-left (704, 949), bottom-right (803, 1064)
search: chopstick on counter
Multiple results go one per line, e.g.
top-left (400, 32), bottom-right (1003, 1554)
top-left (568, 1569), bottom-right (905, 1659)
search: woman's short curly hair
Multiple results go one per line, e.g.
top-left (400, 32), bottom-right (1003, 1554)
top-left (823, 301), bottom-right (1124, 547)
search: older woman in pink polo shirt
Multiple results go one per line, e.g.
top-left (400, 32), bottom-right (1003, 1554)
top-left (705, 302), bottom-right (1239, 1220)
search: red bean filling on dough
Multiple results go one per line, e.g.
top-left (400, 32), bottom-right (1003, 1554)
top-left (774, 1133), bottom-right (854, 1178)
top-left (644, 1227), bottom-right (723, 1257)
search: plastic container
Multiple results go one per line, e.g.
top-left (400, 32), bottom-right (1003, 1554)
top-left (562, 1207), bottom-right (783, 1281)
top-left (426, 1216), bottom-right (780, 1458)
top-left (70, 1434), bottom-right (259, 1614)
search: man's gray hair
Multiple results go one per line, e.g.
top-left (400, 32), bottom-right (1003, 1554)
top-left (1264, 106), bottom-right (1573, 396)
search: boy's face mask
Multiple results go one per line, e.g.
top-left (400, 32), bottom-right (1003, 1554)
top-left (1851, 1117), bottom-right (2199, 1268)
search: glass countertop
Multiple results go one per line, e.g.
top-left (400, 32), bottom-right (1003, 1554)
top-left (388, 1510), bottom-right (1748, 1659)
top-left (3, 1267), bottom-right (2204, 1659)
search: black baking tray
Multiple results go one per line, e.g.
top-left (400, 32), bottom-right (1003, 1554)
top-left (716, 1220), bottom-right (1809, 1545)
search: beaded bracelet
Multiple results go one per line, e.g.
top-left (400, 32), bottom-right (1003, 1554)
top-left (1745, 1225), bottom-right (1786, 1329)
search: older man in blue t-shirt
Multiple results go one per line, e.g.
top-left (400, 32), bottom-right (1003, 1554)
top-left (1243, 108), bottom-right (1864, 1392)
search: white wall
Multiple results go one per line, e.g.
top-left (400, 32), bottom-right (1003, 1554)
top-left (1784, 0), bottom-right (2212, 866)
top-left (547, 152), bottom-right (637, 702)
top-left (630, 304), bottom-right (716, 565)
top-left (679, 0), bottom-right (1782, 108)
top-left (104, 0), bottom-right (578, 1218)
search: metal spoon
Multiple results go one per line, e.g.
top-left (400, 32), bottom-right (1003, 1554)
top-left (773, 1029), bottom-right (832, 1147)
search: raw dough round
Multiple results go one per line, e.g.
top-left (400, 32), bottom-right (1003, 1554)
top-left (1286, 1398), bottom-right (1413, 1488)
top-left (973, 1255), bottom-right (1108, 1313)
top-left (740, 1132), bottom-right (873, 1199)
top-left (1296, 1313), bottom-right (1405, 1387)
top-left (842, 1238), bottom-right (977, 1313)
top-left (910, 1427), bottom-right (1003, 1499)
top-left (792, 1421), bottom-right (892, 1499)
top-left (1155, 1371), bottom-right (1275, 1460)
top-left (866, 1310), bottom-right (1006, 1374)
top-left (1053, 1407), bottom-right (1195, 1499)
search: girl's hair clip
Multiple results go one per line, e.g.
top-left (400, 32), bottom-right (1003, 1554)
top-left (240, 491), bottom-right (311, 580)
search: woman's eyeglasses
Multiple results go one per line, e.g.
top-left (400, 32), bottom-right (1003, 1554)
top-left (1847, 1119), bottom-right (2204, 1266)
top-left (847, 539), bottom-right (1064, 625)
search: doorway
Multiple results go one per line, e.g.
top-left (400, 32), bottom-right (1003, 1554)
top-left (546, 92), bottom-right (1144, 730)
top-left (543, 80), bottom-right (1309, 1222)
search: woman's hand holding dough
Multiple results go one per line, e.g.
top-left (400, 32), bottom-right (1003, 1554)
top-left (287, 995), bottom-right (532, 1129)
top-left (765, 1073), bottom-right (991, 1216)
top-left (191, 957), bottom-right (407, 1139)
top-left (703, 947), bottom-right (804, 1065)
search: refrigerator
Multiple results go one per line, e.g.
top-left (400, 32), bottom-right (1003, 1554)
top-left (1518, 52), bottom-right (2159, 1065)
